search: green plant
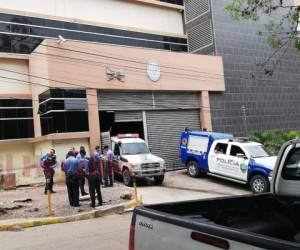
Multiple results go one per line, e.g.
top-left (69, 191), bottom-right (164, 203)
top-left (249, 130), bottom-right (300, 154)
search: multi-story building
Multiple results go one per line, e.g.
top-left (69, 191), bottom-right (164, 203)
top-left (0, 0), bottom-right (225, 186)
top-left (185, 0), bottom-right (300, 136)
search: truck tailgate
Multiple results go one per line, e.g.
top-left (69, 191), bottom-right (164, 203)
top-left (134, 212), bottom-right (257, 250)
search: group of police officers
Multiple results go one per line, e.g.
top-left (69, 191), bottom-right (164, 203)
top-left (40, 145), bottom-right (114, 208)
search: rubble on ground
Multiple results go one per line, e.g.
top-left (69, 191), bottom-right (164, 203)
top-left (120, 191), bottom-right (133, 200)
top-left (0, 181), bottom-right (131, 220)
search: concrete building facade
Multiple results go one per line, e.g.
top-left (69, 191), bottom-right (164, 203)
top-left (0, 0), bottom-right (225, 186)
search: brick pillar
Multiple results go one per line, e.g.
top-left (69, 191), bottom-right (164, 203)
top-left (86, 89), bottom-right (101, 152)
top-left (200, 91), bottom-right (212, 132)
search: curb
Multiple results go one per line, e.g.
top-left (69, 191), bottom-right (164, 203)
top-left (0, 204), bottom-right (125, 232)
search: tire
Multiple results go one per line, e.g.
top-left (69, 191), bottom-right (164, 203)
top-left (250, 175), bottom-right (270, 193)
top-left (154, 175), bottom-right (165, 185)
top-left (122, 168), bottom-right (133, 187)
top-left (187, 161), bottom-right (201, 178)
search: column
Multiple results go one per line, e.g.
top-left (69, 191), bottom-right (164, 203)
top-left (86, 88), bottom-right (101, 152)
top-left (200, 91), bottom-right (212, 132)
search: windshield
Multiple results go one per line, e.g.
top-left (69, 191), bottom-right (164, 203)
top-left (121, 142), bottom-right (150, 155)
top-left (243, 145), bottom-right (270, 158)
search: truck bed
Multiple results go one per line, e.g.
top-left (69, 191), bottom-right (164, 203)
top-left (135, 194), bottom-right (300, 249)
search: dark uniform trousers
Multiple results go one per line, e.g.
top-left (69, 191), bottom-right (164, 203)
top-left (44, 175), bottom-right (54, 193)
top-left (66, 174), bottom-right (80, 206)
top-left (79, 175), bottom-right (87, 195)
top-left (88, 174), bottom-right (103, 207)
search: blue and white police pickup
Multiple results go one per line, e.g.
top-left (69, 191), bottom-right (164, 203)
top-left (179, 130), bottom-right (277, 193)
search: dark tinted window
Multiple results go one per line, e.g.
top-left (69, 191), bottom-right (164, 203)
top-left (0, 99), bottom-right (32, 107)
top-left (282, 148), bottom-right (300, 180)
top-left (0, 13), bottom-right (187, 54)
top-left (39, 89), bottom-right (51, 102)
top-left (0, 34), bottom-right (12, 52)
top-left (214, 143), bottom-right (228, 154)
top-left (0, 109), bottom-right (32, 118)
top-left (230, 145), bottom-right (246, 157)
top-left (41, 111), bottom-right (88, 135)
top-left (49, 89), bottom-right (86, 98)
top-left (0, 119), bottom-right (34, 140)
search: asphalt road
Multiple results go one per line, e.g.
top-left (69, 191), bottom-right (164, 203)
top-left (0, 213), bottom-right (132, 250)
top-left (0, 170), bottom-right (250, 250)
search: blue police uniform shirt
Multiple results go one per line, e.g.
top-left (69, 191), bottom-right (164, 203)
top-left (64, 156), bottom-right (80, 175)
top-left (94, 151), bottom-right (101, 164)
top-left (76, 154), bottom-right (90, 175)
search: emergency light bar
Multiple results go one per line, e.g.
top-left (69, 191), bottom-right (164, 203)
top-left (117, 133), bottom-right (139, 139)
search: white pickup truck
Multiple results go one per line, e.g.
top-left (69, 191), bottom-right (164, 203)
top-left (111, 134), bottom-right (165, 186)
top-left (129, 139), bottom-right (300, 250)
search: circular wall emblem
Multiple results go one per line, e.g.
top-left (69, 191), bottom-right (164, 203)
top-left (240, 162), bottom-right (248, 173)
top-left (181, 138), bottom-right (188, 146)
top-left (147, 59), bottom-right (160, 82)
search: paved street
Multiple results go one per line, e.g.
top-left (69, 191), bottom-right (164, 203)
top-left (0, 169), bottom-right (250, 250)
top-left (0, 213), bottom-right (131, 250)
top-left (137, 169), bottom-right (250, 204)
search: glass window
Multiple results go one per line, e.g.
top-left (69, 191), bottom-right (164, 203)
top-left (0, 23), bottom-right (10, 32)
top-left (0, 34), bottom-right (12, 52)
top-left (0, 99), bottom-right (32, 107)
top-left (230, 145), bottom-right (246, 157)
top-left (243, 145), bottom-right (269, 158)
top-left (63, 89), bottom-right (86, 98)
top-left (214, 143), bottom-right (228, 154)
top-left (0, 13), bottom-right (187, 54)
top-left (11, 35), bottom-right (32, 53)
top-left (41, 111), bottom-right (88, 135)
top-left (11, 15), bottom-right (29, 24)
top-left (0, 119), bottom-right (34, 140)
top-left (0, 13), bottom-right (14, 22)
top-left (121, 143), bottom-right (150, 155)
top-left (0, 109), bottom-right (17, 118)
top-left (11, 24), bottom-right (29, 34)
top-left (282, 148), bottom-right (300, 180)
top-left (29, 17), bottom-right (46, 26)
top-left (39, 90), bottom-right (51, 102)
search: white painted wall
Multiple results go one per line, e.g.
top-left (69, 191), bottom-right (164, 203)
top-left (0, 0), bottom-right (184, 35)
top-left (0, 58), bottom-right (30, 94)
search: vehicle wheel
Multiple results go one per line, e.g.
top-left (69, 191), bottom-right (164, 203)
top-left (154, 175), bottom-right (164, 185)
top-left (250, 175), bottom-right (270, 193)
top-left (187, 161), bottom-right (201, 178)
top-left (122, 168), bottom-right (133, 187)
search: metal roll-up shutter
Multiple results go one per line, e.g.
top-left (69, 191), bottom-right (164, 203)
top-left (153, 92), bottom-right (199, 110)
top-left (98, 91), bottom-right (153, 111)
top-left (98, 91), bottom-right (200, 111)
top-left (115, 111), bottom-right (142, 122)
top-left (146, 109), bottom-right (200, 170)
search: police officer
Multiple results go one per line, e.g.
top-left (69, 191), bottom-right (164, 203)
top-left (102, 145), bottom-right (114, 187)
top-left (87, 146), bottom-right (103, 208)
top-left (64, 151), bottom-right (81, 207)
top-left (40, 149), bottom-right (57, 194)
top-left (94, 145), bottom-right (103, 185)
top-left (76, 146), bottom-right (89, 196)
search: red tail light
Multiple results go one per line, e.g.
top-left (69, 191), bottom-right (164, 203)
top-left (191, 232), bottom-right (230, 249)
top-left (129, 212), bottom-right (136, 250)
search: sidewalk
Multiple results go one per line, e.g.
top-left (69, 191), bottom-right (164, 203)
top-left (0, 181), bottom-right (131, 221)
top-left (0, 204), bottom-right (125, 231)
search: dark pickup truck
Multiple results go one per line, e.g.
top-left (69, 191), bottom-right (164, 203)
top-left (129, 139), bottom-right (300, 250)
